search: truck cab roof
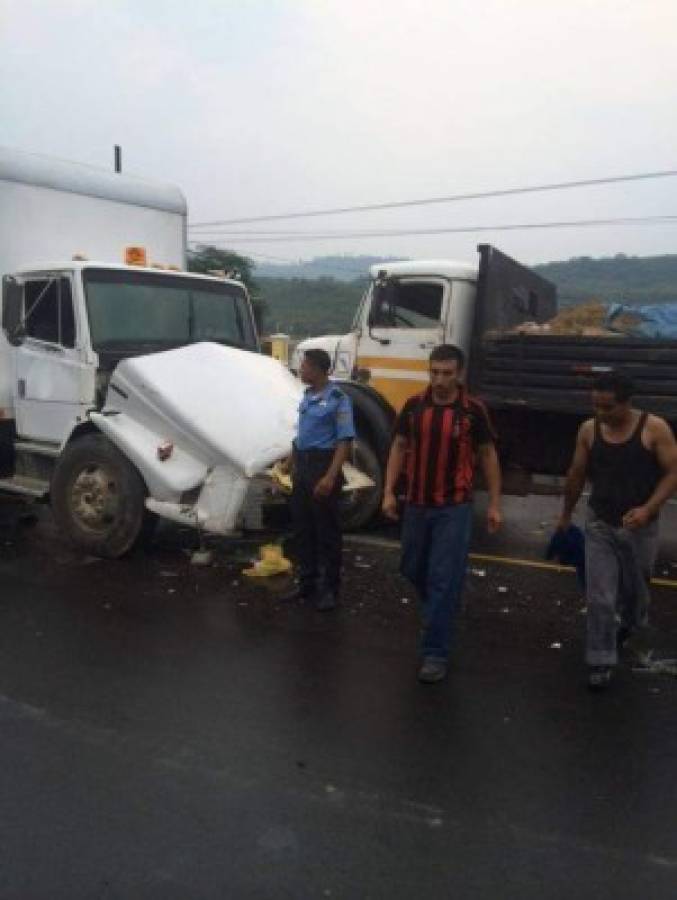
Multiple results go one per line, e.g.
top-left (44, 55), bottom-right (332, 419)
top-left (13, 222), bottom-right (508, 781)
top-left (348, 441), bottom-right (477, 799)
top-left (369, 259), bottom-right (478, 280)
top-left (12, 261), bottom-right (245, 291)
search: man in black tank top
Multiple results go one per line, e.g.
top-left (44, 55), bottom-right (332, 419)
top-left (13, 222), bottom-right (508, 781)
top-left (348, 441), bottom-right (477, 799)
top-left (558, 371), bottom-right (677, 690)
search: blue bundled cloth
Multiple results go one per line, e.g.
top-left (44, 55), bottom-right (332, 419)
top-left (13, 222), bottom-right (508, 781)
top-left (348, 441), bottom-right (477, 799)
top-left (605, 303), bottom-right (677, 339)
top-left (546, 524), bottom-right (586, 589)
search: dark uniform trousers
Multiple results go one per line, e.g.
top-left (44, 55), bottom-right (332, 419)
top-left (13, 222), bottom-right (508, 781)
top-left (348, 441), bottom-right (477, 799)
top-left (290, 447), bottom-right (343, 598)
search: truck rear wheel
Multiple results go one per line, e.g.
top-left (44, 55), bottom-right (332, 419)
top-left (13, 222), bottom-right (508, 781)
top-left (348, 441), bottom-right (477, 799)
top-left (51, 434), bottom-right (147, 558)
top-left (339, 439), bottom-right (383, 531)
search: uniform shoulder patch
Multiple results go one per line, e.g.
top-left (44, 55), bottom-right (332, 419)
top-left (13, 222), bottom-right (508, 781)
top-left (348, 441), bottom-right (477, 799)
top-left (329, 387), bottom-right (344, 399)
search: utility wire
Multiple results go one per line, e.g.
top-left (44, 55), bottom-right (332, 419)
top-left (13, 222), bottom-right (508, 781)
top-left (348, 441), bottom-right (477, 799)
top-left (186, 214), bottom-right (677, 244)
top-left (188, 169), bottom-right (677, 228)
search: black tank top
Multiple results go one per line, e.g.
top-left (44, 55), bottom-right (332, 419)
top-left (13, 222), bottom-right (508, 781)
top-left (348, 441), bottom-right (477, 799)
top-left (588, 412), bottom-right (662, 526)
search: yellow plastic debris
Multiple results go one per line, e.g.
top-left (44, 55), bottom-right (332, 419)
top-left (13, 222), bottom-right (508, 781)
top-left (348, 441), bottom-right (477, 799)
top-left (268, 460), bottom-right (374, 494)
top-left (269, 461), bottom-right (292, 494)
top-left (242, 543), bottom-right (292, 578)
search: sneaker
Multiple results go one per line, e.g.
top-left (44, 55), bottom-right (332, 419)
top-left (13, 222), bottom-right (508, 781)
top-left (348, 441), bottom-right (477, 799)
top-left (587, 666), bottom-right (613, 691)
top-left (417, 659), bottom-right (447, 684)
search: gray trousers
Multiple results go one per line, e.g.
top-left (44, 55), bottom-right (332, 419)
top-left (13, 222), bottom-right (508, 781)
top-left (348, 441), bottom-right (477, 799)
top-left (585, 510), bottom-right (659, 666)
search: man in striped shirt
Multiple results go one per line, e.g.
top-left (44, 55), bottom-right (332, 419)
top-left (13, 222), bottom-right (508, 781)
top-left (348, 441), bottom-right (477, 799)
top-left (382, 344), bottom-right (502, 683)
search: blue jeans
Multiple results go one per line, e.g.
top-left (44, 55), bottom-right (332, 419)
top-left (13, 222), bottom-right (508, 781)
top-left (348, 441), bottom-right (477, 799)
top-left (400, 503), bottom-right (473, 662)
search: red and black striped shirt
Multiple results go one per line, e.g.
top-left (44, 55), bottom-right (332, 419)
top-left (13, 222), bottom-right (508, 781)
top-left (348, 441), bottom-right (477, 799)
top-left (394, 387), bottom-right (496, 507)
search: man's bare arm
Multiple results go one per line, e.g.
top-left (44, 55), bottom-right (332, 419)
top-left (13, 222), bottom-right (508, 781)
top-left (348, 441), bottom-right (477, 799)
top-left (559, 420), bottom-right (592, 527)
top-left (623, 418), bottom-right (677, 527)
top-left (382, 435), bottom-right (407, 520)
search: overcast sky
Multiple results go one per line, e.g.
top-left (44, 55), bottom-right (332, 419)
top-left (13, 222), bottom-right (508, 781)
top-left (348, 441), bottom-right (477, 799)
top-left (2, 0), bottom-right (676, 266)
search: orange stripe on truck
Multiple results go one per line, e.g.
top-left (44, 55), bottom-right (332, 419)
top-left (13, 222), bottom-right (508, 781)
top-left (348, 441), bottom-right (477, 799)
top-left (357, 356), bottom-right (430, 373)
top-left (368, 377), bottom-right (426, 413)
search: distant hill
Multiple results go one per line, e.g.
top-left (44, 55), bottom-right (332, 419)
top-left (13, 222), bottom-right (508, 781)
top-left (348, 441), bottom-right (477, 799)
top-left (534, 253), bottom-right (677, 304)
top-left (254, 255), bottom-right (401, 281)
top-left (257, 252), bottom-right (677, 336)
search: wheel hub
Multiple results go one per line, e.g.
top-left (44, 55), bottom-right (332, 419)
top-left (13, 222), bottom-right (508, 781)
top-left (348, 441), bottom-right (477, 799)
top-left (70, 465), bottom-right (119, 533)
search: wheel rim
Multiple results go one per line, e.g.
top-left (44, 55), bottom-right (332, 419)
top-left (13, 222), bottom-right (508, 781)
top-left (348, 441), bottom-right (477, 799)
top-left (69, 464), bottom-right (120, 534)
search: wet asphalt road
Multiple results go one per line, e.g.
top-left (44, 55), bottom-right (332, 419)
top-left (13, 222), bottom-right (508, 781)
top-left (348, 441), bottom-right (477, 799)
top-left (1, 497), bottom-right (677, 899)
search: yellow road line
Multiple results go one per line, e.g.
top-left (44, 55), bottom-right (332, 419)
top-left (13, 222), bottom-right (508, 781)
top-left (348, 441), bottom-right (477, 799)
top-left (469, 552), bottom-right (575, 574)
top-left (470, 553), bottom-right (677, 589)
top-left (345, 535), bottom-right (677, 590)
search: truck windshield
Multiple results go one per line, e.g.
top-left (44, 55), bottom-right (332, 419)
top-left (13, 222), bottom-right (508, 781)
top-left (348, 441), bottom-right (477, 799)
top-left (83, 268), bottom-right (257, 351)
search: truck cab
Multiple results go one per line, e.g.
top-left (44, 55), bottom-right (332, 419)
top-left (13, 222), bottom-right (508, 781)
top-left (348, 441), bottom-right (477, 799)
top-left (0, 261), bottom-right (298, 557)
top-left (0, 148), bottom-right (307, 557)
top-left (2, 261), bottom-right (258, 446)
top-left (2, 259), bottom-right (258, 439)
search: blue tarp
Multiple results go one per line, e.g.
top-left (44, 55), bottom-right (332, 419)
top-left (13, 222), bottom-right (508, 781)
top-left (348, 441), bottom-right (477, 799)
top-left (605, 303), bottom-right (677, 339)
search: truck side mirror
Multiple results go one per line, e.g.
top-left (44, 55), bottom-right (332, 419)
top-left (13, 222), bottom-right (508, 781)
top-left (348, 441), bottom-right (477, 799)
top-left (2, 277), bottom-right (25, 345)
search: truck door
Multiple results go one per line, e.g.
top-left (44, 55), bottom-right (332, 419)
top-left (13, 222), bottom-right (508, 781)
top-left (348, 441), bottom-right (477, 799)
top-left (13, 274), bottom-right (93, 444)
top-left (356, 277), bottom-right (447, 412)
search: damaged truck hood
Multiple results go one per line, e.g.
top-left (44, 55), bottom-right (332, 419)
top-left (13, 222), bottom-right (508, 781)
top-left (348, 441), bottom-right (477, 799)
top-left (98, 342), bottom-right (302, 480)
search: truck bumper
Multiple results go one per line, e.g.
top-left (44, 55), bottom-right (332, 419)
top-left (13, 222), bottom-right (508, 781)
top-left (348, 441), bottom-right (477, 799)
top-left (145, 466), bottom-right (250, 535)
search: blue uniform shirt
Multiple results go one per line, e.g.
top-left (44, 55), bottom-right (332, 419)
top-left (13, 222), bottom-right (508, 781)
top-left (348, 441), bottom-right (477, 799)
top-left (296, 383), bottom-right (356, 450)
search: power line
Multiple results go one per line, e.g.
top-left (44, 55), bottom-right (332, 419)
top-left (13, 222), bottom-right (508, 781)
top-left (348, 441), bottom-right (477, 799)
top-left (188, 169), bottom-right (677, 228)
top-left (185, 214), bottom-right (677, 244)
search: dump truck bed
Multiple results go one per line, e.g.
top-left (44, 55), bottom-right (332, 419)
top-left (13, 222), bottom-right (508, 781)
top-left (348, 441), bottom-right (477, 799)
top-left (478, 332), bottom-right (677, 421)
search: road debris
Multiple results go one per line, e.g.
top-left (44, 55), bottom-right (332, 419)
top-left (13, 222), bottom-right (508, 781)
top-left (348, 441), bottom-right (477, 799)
top-left (243, 543), bottom-right (292, 578)
top-left (191, 549), bottom-right (214, 567)
top-left (632, 650), bottom-right (677, 677)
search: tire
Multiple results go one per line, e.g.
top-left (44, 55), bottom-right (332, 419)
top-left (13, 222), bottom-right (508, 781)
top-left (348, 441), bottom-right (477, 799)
top-left (50, 433), bottom-right (147, 558)
top-left (339, 438), bottom-right (383, 532)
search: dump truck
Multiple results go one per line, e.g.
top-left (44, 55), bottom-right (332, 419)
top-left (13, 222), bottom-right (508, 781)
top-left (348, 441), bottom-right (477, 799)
top-left (0, 146), bottom-right (300, 556)
top-left (292, 244), bottom-right (677, 528)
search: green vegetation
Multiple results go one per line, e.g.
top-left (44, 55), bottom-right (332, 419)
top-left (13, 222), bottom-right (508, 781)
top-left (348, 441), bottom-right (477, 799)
top-left (258, 276), bottom-right (366, 337)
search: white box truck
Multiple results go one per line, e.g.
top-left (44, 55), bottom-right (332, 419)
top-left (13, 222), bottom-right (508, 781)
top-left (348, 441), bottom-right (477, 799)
top-left (0, 147), bottom-right (300, 556)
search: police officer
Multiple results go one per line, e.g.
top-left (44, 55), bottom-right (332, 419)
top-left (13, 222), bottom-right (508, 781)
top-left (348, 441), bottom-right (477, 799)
top-left (283, 348), bottom-right (355, 610)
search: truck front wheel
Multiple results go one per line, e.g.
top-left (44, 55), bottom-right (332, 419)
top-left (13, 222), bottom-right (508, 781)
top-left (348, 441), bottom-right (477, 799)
top-left (51, 434), bottom-right (147, 558)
